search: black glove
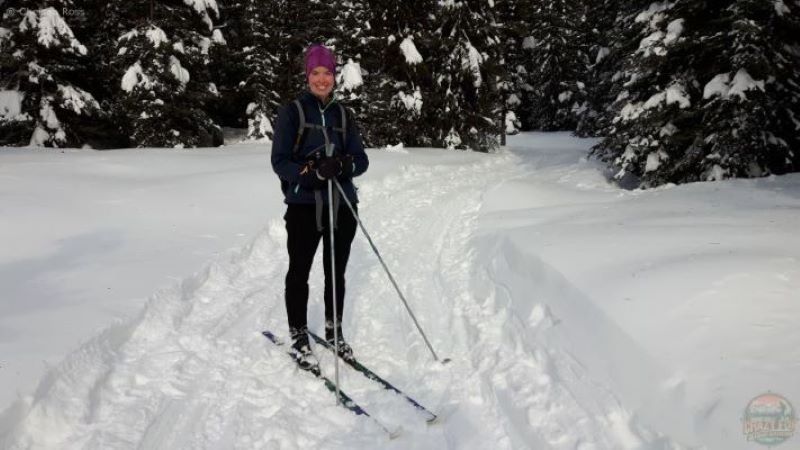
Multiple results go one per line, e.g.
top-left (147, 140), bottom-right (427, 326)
top-left (316, 156), bottom-right (342, 180)
top-left (297, 161), bottom-right (326, 189)
top-left (338, 154), bottom-right (354, 178)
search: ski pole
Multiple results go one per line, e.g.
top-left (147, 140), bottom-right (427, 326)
top-left (323, 140), bottom-right (341, 404)
top-left (333, 178), bottom-right (447, 363)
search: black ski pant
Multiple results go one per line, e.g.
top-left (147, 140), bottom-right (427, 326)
top-left (284, 202), bottom-right (358, 333)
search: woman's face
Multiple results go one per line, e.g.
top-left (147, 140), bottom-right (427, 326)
top-left (308, 66), bottom-right (335, 101)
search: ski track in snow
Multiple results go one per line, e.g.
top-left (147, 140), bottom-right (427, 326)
top-left (1, 147), bottom-right (685, 449)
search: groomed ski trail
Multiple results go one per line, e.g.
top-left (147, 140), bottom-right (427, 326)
top-left (1, 145), bottom-right (682, 449)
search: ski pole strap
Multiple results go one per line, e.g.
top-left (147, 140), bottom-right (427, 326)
top-left (292, 100), bottom-right (305, 154)
top-left (339, 104), bottom-right (347, 149)
top-left (315, 190), bottom-right (323, 231)
top-left (314, 186), bottom-right (340, 231)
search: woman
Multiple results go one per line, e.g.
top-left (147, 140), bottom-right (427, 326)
top-left (270, 43), bottom-right (369, 369)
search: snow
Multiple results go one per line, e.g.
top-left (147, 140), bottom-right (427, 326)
top-left (211, 29), bottom-right (226, 45)
top-left (28, 126), bottom-right (49, 146)
top-left (1, 133), bottom-right (799, 449)
top-left (255, 113), bottom-right (272, 139)
top-left (703, 70), bottom-right (765, 101)
top-left (26, 62), bottom-right (48, 84)
top-left (339, 59), bottom-right (364, 91)
top-left (57, 85), bottom-right (99, 115)
top-left (775, 0), bottom-right (791, 15)
top-left (644, 149), bottom-right (666, 172)
top-left (198, 37), bottom-right (212, 55)
top-left (618, 101), bottom-right (644, 122)
top-left (121, 61), bottom-right (154, 92)
top-left (399, 37), bottom-right (423, 65)
top-left (703, 73), bottom-right (731, 99)
top-left (118, 29), bottom-right (137, 42)
top-left (383, 143), bottom-right (407, 152)
top-left (0, 90), bottom-right (24, 120)
top-left (728, 69), bottom-right (765, 99)
top-left (643, 92), bottom-right (665, 110)
top-left (659, 122), bottom-right (678, 136)
top-left (629, 84), bottom-right (690, 116)
top-left (664, 18), bottom-right (684, 45)
top-left (145, 26), bottom-right (169, 48)
top-left (169, 55), bottom-right (191, 86)
top-left (39, 101), bottom-right (60, 130)
top-left (788, 109), bottom-right (800, 130)
top-left (462, 42), bottom-right (484, 87)
top-left (706, 163), bottom-right (726, 181)
top-left (596, 46), bottom-right (610, 63)
top-left (183, 0), bottom-right (218, 30)
top-left (19, 8), bottom-right (87, 55)
top-left (639, 31), bottom-right (665, 50)
top-left (635, 2), bottom-right (674, 24)
top-left (522, 36), bottom-right (537, 49)
top-left (395, 88), bottom-right (423, 114)
top-left (184, 0), bottom-right (219, 16)
top-left (665, 83), bottom-right (690, 108)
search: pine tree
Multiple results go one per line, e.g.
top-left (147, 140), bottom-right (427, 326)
top-left (594, 0), bottom-right (800, 187)
top-left (0, 2), bottom-right (101, 147)
top-left (517, 0), bottom-right (591, 131)
top-left (575, 0), bottom-right (620, 137)
top-left (495, 0), bottom-right (527, 140)
top-left (699, 0), bottom-right (800, 179)
top-left (242, 0), bottom-right (340, 141)
top-left (239, 0), bottom-right (285, 140)
top-left (331, 0), bottom-right (371, 144)
top-left (208, 0), bottom-right (248, 129)
top-left (360, 0), bottom-right (436, 148)
top-left (108, 0), bottom-right (224, 147)
top-left (428, 0), bottom-right (503, 151)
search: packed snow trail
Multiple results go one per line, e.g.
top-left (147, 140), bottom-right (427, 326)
top-left (1, 144), bottom-right (684, 449)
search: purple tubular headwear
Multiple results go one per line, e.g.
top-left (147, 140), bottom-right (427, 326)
top-left (304, 44), bottom-right (336, 80)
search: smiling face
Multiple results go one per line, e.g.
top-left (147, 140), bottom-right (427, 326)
top-left (308, 66), bottom-right (335, 102)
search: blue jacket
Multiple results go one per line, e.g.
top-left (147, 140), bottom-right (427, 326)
top-left (271, 91), bottom-right (369, 205)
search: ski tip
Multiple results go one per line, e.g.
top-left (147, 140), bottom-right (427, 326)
top-left (441, 357), bottom-right (452, 365)
top-left (262, 331), bottom-right (286, 346)
top-left (387, 426), bottom-right (404, 440)
top-left (425, 414), bottom-right (441, 425)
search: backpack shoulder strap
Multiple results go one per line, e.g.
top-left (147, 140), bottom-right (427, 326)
top-left (338, 103), bottom-right (348, 149)
top-left (292, 99), bottom-right (306, 155)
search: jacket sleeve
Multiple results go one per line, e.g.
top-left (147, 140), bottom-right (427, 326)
top-left (271, 104), bottom-right (303, 183)
top-left (344, 108), bottom-right (369, 177)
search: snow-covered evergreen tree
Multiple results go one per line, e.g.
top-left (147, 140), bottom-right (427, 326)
top-left (351, 0), bottom-right (432, 148)
top-left (594, 0), bottom-right (800, 187)
top-left (240, 0), bottom-right (340, 140)
top-left (0, 2), bottom-right (100, 147)
top-left (517, 0), bottom-right (591, 131)
top-left (208, 0), bottom-right (248, 129)
top-left (331, 0), bottom-right (371, 142)
top-left (428, 0), bottom-right (503, 151)
top-left (575, 0), bottom-right (620, 137)
top-left (495, 0), bottom-right (527, 140)
top-left (108, 0), bottom-right (224, 147)
top-left (236, 0), bottom-right (284, 141)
